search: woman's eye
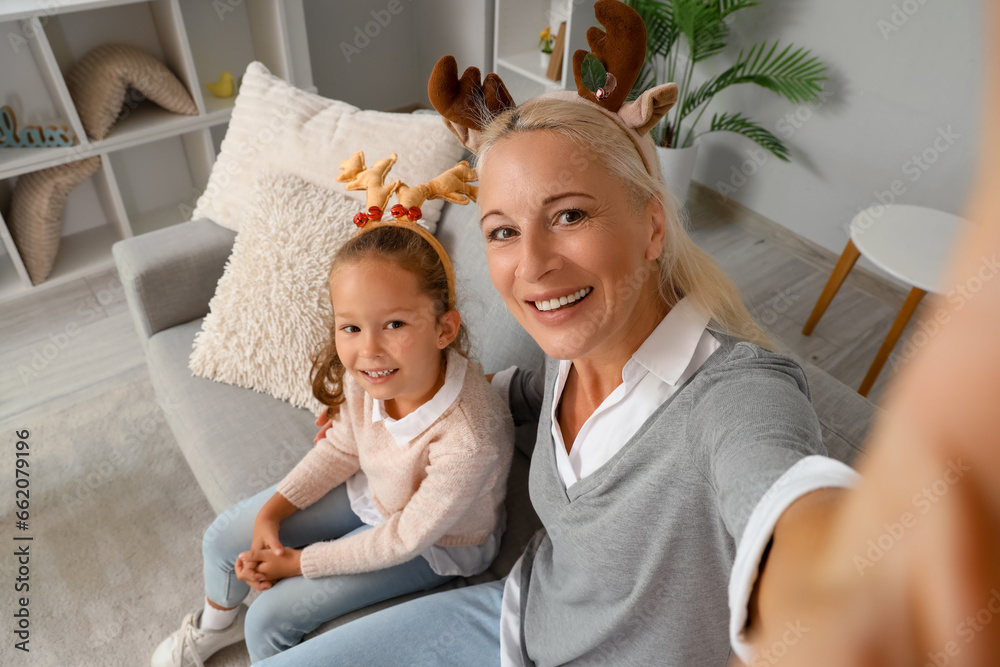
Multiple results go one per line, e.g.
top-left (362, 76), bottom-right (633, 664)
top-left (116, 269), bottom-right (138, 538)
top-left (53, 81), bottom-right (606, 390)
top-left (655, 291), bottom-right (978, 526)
top-left (386, 321), bottom-right (405, 330)
top-left (557, 209), bottom-right (586, 225)
top-left (487, 226), bottom-right (518, 242)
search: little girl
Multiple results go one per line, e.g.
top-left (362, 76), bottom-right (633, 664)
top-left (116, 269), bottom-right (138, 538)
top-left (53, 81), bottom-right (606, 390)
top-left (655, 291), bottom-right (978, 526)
top-left (152, 156), bottom-right (514, 665)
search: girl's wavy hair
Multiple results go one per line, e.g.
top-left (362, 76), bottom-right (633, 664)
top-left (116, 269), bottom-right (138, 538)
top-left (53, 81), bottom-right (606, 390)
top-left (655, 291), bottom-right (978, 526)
top-left (474, 96), bottom-right (774, 350)
top-left (311, 225), bottom-right (469, 417)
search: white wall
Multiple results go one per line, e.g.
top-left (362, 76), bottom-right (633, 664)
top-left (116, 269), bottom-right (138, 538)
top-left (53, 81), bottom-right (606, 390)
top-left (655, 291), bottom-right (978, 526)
top-left (689, 0), bottom-right (985, 257)
top-left (302, 0), bottom-right (491, 111)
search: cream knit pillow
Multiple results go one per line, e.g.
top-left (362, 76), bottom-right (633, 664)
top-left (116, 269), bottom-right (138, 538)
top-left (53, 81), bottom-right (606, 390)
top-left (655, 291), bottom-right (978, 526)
top-left (191, 62), bottom-right (465, 234)
top-left (189, 172), bottom-right (358, 414)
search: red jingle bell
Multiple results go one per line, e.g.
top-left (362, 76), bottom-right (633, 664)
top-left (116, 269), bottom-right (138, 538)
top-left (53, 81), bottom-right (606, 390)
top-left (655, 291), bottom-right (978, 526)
top-left (406, 206), bottom-right (422, 222)
top-left (353, 212), bottom-right (369, 227)
top-left (367, 206), bottom-right (383, 221)
top-left (390, 204), bottom-right (407, 219)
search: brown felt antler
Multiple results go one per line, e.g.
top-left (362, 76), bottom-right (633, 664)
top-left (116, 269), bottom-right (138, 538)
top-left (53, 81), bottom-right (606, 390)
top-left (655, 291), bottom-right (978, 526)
top-left (572, 0), bottom-right (647, 113)
top-left (428, 56), bottom-right (515, 152)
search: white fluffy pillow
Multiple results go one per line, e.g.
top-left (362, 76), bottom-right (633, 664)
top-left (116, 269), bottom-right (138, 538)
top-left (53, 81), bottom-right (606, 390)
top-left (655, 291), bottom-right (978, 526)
top-left (192, 61), bottom-right (465, 233)
top-left (189, 172), bottom-right (355, 414)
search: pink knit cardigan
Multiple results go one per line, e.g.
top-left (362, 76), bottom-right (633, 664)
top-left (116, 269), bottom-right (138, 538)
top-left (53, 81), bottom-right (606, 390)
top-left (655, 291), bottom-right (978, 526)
top-left (277, 359), bottom-right (514, 578)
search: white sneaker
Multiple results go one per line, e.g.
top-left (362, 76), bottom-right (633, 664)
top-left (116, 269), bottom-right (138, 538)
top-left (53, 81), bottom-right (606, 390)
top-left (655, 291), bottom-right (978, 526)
top-left (151, 604), bottom-right (247, 667)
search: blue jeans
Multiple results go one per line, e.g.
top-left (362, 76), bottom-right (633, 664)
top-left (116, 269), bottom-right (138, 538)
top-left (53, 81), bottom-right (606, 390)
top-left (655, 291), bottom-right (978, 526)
top-left (253, 578), bottom-right (505, 666)
top-left (202, 483), bottom-right (453, 662)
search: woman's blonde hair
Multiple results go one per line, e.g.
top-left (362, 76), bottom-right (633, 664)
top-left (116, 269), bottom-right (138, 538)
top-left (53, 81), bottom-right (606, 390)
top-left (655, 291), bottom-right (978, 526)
top-left (475, 96), bottom-right (773, 350)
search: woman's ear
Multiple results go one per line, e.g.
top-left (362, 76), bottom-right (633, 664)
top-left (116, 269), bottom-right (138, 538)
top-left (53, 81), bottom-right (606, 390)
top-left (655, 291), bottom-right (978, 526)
top-left (437, 309), bottom-right (462, 348)
top-left (644, 195), bottom-right (667, 261)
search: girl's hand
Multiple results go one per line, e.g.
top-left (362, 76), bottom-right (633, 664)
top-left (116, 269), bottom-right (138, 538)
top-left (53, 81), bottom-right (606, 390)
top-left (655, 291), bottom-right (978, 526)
top-left (235, 552), bottom-right (272, 591)
top-left (241, 546), bottom-right (303, 584)
top-left (314, 407), bottom-right (339, 443)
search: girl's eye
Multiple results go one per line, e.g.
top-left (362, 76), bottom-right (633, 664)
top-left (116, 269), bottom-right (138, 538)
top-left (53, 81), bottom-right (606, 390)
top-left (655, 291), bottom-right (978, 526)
top-left (557, 209), bottom-right (586, 225)
top-left (386, 321), bottom-right (405, 330)
top-left (341, 325), bottom-right (360, 333)
top-left (487, 226), bottom-right (518, 242)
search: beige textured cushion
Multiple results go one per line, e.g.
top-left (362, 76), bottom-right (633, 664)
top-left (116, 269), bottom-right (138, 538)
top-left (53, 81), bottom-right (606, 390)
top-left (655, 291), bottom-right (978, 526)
top-left (8, 157), bottom-right (102, 284)
top-left (189, 172), bottom-right (360, 414)
top-left (67, 43), bottom-right (198, 141)
top-left (191, 61), bottom-right (465, 234)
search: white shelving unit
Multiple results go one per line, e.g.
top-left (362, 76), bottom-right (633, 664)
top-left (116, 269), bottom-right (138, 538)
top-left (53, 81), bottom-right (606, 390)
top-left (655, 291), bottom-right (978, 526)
top-left (0, 0), bottom-right (313, 303)
top-left (493, 0), bottom-right (598, 101)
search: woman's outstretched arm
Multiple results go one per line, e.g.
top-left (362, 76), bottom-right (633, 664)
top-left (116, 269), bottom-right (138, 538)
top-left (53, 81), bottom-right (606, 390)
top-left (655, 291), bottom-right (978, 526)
top-left (745, 6), bottom-right (1000, 663)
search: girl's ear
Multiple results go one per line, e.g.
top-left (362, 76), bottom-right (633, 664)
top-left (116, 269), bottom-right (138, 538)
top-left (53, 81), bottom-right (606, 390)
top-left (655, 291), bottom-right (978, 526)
top-left (437, 309), bottom-right (462, 348)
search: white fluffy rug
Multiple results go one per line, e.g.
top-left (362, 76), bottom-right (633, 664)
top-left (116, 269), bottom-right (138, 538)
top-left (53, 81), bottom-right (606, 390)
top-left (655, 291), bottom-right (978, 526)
top-left (0, 375), bottom-right (250, 666)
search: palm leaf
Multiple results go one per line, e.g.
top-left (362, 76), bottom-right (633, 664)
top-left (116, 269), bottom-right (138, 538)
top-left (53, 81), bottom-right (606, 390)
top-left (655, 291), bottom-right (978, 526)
top-left (624, 0), bottom-right (677, 58)
top-left (729, 41), bottom-right (828, 103)
top-left (717, 0), bottom-right (759, 19)
top-left (674, 0), bottom-right (728, 63)
top-left (705, 112), bottom-right (790, 161)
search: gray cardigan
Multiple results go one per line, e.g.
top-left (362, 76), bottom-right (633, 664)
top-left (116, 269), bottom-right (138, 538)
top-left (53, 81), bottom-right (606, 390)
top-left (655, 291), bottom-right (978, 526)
top-left (510, 332), bottom-right (827, 666)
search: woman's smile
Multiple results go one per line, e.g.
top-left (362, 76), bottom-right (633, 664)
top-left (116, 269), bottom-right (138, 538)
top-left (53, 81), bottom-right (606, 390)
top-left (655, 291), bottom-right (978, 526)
top-left (529, 286), bottom-right (593, 313)
top-left (478, 130), bottom-right (665, 361)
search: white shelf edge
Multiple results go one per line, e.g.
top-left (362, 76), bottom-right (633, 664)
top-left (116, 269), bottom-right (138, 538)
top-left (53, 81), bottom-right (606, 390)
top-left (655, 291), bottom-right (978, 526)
top-left (496, 51), bottom-right (564, 89)
top-left (0, 209), bottom-right (33, 288)
top-left (0, 107), bottom-right (233, 181)
top-left (93, 153), bottom-right (132, 239)
top-left (151, 0), bottom-right (207, 115)
top-left (0, 0), bottom-right (148, 23)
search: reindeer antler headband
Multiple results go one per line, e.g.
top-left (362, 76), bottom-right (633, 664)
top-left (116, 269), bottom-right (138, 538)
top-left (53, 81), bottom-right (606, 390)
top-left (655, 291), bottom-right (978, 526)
top-left (337, 151), bottom-right (478, 310)
top-left (428, 0), bottom-right (678, 182)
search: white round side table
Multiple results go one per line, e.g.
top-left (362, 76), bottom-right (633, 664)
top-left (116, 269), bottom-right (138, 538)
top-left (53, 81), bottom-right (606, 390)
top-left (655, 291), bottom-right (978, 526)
top-left (802, 204), bottom-right (966, 396)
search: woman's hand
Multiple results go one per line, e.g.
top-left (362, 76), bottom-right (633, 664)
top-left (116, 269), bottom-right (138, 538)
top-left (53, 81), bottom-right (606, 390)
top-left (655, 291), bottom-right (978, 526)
top-left (314, 407), bottom-right (339, 443)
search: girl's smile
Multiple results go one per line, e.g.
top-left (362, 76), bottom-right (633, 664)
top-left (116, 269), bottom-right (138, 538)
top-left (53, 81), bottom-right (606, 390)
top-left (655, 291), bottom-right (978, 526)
top-left (330, 258), bottom-right (458, 419)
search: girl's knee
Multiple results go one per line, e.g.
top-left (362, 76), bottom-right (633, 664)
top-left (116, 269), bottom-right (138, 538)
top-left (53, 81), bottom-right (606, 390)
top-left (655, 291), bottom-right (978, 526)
top-left (202, 505), bottom-right (255, 560)
top-left (245, 598), bottom-right (301, 661)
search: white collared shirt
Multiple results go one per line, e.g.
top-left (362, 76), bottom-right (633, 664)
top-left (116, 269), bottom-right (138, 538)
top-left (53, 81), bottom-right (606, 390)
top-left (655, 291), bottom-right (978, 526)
top-left (495, 298), bottom-right (858, 665)
top-left (346, 349), bottom-right (500, 577)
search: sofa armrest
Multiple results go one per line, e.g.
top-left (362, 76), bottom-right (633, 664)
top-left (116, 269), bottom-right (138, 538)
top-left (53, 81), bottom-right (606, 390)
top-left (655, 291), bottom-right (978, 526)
top-left (112, 218), bottom-right (236, 349)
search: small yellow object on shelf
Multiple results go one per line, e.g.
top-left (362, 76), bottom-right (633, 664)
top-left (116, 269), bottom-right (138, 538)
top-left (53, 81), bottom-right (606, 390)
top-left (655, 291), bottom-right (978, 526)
top-left (206, 71), bottom-right (235, 98)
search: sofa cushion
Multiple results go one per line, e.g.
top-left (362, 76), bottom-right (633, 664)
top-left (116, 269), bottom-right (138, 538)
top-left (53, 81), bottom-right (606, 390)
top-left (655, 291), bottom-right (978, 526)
top-left (189, 173), bottom-right (360, 415)
top-left (191, 62), bottom-right (466, 233)
top-left (801, 362), bottom-right (874, 468)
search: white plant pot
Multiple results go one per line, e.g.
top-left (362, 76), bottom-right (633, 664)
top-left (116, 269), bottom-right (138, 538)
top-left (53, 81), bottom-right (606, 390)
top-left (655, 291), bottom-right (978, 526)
top-left (656, 143), bottom-right (700, 204)
top-left (540, 51), bottom-right (551, 69)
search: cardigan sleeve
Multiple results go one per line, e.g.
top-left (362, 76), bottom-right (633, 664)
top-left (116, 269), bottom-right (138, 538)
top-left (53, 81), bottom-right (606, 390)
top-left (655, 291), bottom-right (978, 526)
top-left (688, 343), bottom-right (829, 543)
top-left (298, 413), bottom-right (503, 578)
top-left (276, 384), bottom-right (362, 510)
top-left (509, 361), bottom-right (546, 425)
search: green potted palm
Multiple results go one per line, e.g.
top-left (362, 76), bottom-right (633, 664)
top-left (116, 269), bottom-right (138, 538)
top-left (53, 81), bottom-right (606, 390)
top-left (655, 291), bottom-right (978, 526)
top-left (624, 0), bottom-right (829, 201)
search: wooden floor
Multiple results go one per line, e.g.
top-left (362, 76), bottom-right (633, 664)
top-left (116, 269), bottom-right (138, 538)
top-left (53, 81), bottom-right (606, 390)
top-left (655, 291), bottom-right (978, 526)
top-left (0, 195), bottom-right (932, 423)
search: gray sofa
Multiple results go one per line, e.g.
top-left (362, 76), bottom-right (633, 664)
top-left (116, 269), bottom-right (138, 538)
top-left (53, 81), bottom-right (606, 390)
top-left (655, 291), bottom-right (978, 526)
top-left (112, 198), bottom-right (876, 636)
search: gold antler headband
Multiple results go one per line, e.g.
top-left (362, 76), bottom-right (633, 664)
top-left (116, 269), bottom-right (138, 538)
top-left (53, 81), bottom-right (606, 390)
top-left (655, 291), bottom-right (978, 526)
top-left (336, 151), bottom-right (478, 310)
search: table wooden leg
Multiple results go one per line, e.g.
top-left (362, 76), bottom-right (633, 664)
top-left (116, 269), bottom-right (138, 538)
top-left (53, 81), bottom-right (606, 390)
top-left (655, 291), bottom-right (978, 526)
top-left (858, 287), bottom-right (927, 397)
top-left (802, 239), bottom-right (861, 336)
